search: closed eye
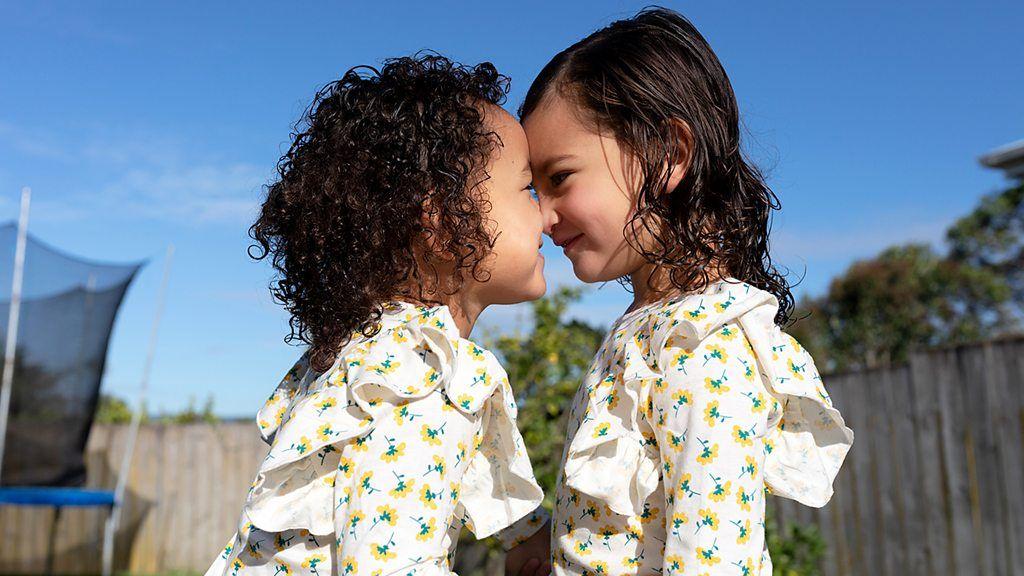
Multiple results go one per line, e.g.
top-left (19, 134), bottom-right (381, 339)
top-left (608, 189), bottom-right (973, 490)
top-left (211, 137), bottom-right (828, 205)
top-left (550, 171), bottom-right (572, 186)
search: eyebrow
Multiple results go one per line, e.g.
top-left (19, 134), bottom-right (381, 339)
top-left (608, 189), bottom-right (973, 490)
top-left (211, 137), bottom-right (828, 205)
top-left (539, 154), bottom-right (577, 174)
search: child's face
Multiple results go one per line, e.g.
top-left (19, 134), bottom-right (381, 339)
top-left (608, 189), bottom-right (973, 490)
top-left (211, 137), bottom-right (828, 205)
top-left (524, 93), bottom-right (650, 284)
top-left (473, 106), bottom-right (547, 305)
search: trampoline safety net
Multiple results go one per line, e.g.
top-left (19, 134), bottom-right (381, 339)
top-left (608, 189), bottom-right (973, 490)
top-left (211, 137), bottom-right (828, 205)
top-left (0, 222), bottom-right (141, 487)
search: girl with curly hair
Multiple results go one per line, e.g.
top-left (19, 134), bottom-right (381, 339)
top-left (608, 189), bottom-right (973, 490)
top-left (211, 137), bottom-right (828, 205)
top-left (206, 54), bottom-right (552, 576)
top-left (520, 8), bottom-right (853, 575)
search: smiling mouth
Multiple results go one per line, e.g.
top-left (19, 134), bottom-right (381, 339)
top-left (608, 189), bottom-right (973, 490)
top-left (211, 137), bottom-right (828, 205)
top-left (559, 234), bottom-right (583, 251)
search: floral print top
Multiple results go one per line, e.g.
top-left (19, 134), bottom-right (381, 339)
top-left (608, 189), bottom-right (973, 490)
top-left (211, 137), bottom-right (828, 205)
top-left (550, 278), bottom-right (854, 576)
top-left (205, 301), bottom-right (549, 576)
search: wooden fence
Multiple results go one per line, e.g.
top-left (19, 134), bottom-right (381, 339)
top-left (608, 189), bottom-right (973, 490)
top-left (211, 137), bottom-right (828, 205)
top-left (0, 421), bottom-right (266, 575)
top-left (772, 335), bottom-right (1024, 576)
top-left (1, 336), bottom-right (1022, 575)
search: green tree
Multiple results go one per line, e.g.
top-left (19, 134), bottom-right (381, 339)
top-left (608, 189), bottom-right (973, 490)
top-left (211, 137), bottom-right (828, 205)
top-left (487, 286), bottom-right (604, 501)
top-left (790, 244), bottom-right (1013, 371)
top-left (947, 182), bottom-right (1024, 311)
top-left (162, 394), bottom-right (219, 424)
top-left (95, 393), bottom-right (140, 424)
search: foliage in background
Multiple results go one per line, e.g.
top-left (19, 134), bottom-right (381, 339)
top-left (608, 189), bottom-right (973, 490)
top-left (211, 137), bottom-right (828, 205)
top-left (791, 183), bottom-right (1022, 371)
top-left (488, 286), bottom-right (605, 503)
top-left (95, 393), bottom-right (218, 424)
top-left (766, 520), bottom-right (827, 576)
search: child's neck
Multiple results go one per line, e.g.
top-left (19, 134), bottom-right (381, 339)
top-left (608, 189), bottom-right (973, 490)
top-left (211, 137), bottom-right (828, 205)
top-left (628, 263), bottom-right (722, 312)
top-left (443, 295), bottom-right (482, 340)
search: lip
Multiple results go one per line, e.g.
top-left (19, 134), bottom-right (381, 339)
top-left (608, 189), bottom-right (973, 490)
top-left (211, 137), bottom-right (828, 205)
top-left (558, 234), bottom-right (583, 252)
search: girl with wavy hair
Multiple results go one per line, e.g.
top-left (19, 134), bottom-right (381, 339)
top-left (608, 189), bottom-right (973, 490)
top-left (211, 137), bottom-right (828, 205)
top-left (521, 8), bottom-right (854, 575)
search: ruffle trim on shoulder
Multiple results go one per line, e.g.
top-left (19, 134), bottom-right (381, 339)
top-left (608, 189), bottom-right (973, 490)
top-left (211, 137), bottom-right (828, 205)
top-left (237, 302), bottom-right (543, 539)
top-left (561, 278), bottom-right (853, 516)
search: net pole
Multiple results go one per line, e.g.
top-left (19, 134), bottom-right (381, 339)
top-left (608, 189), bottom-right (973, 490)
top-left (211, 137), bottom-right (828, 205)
top-left (102, 243), bottom-right (173, 576)
top-left (0, 187), bottom-right (31, 484)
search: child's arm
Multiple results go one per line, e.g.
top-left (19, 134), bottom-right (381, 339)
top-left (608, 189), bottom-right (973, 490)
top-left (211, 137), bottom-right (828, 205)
top-left (646, 328), bottom-right (769, 574)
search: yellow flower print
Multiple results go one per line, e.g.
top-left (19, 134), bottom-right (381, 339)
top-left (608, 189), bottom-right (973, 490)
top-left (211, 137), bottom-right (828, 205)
top-left (337, 456), bottom-right (354, 478)
top-left (370, 353), bottom-right (401, 375)
top-left (788, 357), bottom-right (807, 380)
top-left (375, 504), bottom-right (397, 526)
top-left (389, 471), bottom-right (414, 498)
top-left (734, 518), bottom-right (752, 544)
top-left (743, 390), bottom-right (766, 412)
top-left (370, 536), bottom-right (396, 561)
top-left (421, 422), bottom-right (446, 445)
top-left (415, 516), bottom-right (437, 541)
top-left (423, 367), bottom-right (440, 388)
top-left (708, 475), bottom-right (732, 502)
top-left (717, 324), bottom-right (738, 340)
top-left (425, 454), bottom-right (445, 477)
top-left (702, 344), bottom-right (728, 366)
top-left (665, 554), bottom-right (684, 574)
top-left (575, 538), bottom-right (592, 556)
top-left (704, 372), bottom-right (730, 394)
top-left (419, 484), bottom-right (441, 509)
top-left (273, 561), bottom-right (292, 576)
top-left (739, 358), bottom-right (755, 381)
top-left (670, 512), bottom-right (689, 535)
top-left (589, 560), bottom-right (608, 574)
top-left (670, 348), bottom-right (694, 374)
top-left (291, 436), bottom-right (312, 456)
top-left (315, 397), bottom-right (335, 416)
top-left (732, 424), bottom-right (755, 447)
top-left (473, 367), bottom-right (492, 387)
top-left (639, 502), bottom-right (660, 523)
top-left (671, 389), bottom-right (692, 415)
top-left (697, 544), bottom-right (721, 566)
top-left (391, 328), bottom-right (409, 344)
top-left (316, 423), bottom-right (334, 443)
top-left (736, 486), bottom-right (753, 511)
top-left (339, 557), bottom-right (358, 575)
top-left (456, 393), bottom-right (474, 411)
top-left (696, 438), bottom-right (719, 464)
top-left (740, 454), bottom-right (758, 478)
top-left (358, 471), bottom-right (379, 495)
top-left (592, 422), bottom-right (612, 439)
top-left (703, 400), bottom-right (727, 426)
top-left (580, 499), bottom-right (601, 521)
top-left (684, 302), bottom-right (707, 321)
top-left (667, 431), bottom-right (685, 452)
top-left (301, 553), bottom-right (326, 575)
top-left (380, 436), bottom-right (405, 462)
top-left (677, 472), bottom-right (698, 498)
top-left (714, 293), bottom-right (735, 313)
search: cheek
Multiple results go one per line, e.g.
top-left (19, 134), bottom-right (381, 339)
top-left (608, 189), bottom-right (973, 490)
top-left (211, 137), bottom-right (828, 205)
top-left (561, 183), bottom-right (633, 245)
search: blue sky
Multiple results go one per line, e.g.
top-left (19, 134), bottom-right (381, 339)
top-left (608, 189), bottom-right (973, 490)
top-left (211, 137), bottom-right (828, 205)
top-left (1, 1), bottom-right (1021, 417)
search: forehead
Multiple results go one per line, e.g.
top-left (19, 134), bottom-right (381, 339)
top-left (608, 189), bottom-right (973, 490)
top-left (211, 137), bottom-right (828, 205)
top-left (485, 104), bottom-right (529, 160)
top-left (522, 93), bottom-right (593, 150)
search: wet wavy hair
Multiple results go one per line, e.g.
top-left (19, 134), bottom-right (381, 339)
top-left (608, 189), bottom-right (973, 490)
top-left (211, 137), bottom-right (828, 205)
top-left (520, 7), bottom-right (795, 326)
top-left (250, 53), bottom-right (510, 372)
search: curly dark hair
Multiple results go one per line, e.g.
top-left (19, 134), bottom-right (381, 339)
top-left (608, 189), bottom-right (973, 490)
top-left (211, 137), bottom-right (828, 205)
top-left (250, 53), bottom-right (510, 372)
top-left (519, 7), bottom-right (795, 326)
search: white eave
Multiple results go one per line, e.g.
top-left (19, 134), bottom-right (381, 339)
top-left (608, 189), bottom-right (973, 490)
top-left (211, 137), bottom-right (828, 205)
top-left (980, 140), bottom-right (1024, 179)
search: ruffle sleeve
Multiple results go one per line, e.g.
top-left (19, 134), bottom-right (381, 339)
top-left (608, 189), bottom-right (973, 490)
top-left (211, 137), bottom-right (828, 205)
top-left (235, 303), bottom-right (544, 546)
top-left (560, 279), bottom-right (853, 517)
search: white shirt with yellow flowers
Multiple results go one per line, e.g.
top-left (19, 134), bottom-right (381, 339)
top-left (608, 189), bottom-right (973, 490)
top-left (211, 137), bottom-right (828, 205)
top-left (551, 278), bottom-right (853, 576)
top-left (206, 302), bottom-right (549, 576)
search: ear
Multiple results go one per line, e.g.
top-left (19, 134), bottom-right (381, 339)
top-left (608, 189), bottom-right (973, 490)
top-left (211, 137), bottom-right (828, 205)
top-left (665, 118), bottom-right (694, 193)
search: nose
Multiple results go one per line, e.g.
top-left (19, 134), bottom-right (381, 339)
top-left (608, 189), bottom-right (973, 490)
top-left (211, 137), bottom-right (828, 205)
top-left (538, 195), bottom-right (559, 236)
